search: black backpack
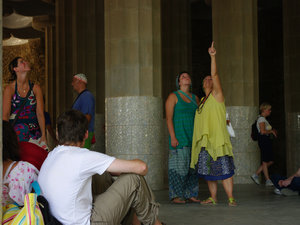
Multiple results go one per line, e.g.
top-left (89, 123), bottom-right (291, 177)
top-left (251, 120), bottom-right (259, 141)
top-left (38, 195), bottom-right (62, 225)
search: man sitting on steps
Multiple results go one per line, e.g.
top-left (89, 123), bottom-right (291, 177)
top-left (38, 109), bottom-right (164, 225)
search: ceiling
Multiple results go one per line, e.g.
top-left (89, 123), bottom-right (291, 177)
top-left (3, 0), bottom-right (55, 41)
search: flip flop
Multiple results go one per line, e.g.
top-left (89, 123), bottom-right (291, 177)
top-left (171, 197), bottom-right (186, 204)
top-left (201, 197), bottom-right (217, 205)
top-left (228, 197), bottom-right (237, 207)
top-left (187, 197), bottom-right (201, 203)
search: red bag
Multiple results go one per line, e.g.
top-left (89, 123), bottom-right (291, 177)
top-left (19, 142), bottom-right (48, 170)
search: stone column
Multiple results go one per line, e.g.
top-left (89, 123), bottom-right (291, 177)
top-left (161, 0), bottom-right (192, 101)
top-left (106, 97), bottom-right (164, 190)
top-left (283, 1), bottom-right (300, 175)
top-left (33, 15), bottom-right (57, 149)
top-left (55, 0), bottom-right (105, 151)
top-left (212, 0), bottom-right (260, 183)
top-left (0, 0), bottom-right (3, 214)
top-left (104, 0), bottom-right (164, 189)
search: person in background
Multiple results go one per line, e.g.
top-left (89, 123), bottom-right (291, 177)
top-left (44, 111), bottom-right (57, 143)
top-left (43, 96), bottom-right (58, 145)
top-left (190, 42), bottom-right (236, 206)
top-left (165, 71), bottom-right (200, 204)
top-left (3, 57), bottom-right (46, 144)
top-left (2, 120), bottom-right (39, 207)
top-left (71, 73), bottom-right (95, 149)
top-left (38, 109), bottom-right (164, 225)
top-left (251, 103), bottom-right (277, 187)
top-left (272, 168), bottom-right (300, 196)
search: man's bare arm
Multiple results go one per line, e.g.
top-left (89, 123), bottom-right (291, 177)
top-left (106, 159), bottom-right (148, 176)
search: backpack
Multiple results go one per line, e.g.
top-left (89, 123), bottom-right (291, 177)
top-left (251, 120), bottom-right (259, 141)
top-left (37, 195), bottom-right (62, 225)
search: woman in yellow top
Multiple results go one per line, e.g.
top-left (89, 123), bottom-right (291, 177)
top-left (190, 42), bottom-right (236, 206)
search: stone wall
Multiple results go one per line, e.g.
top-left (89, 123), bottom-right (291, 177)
top-left (2, 39), bottom-right (45, 91)
top-left (105, 96), bottom-right (165, 190)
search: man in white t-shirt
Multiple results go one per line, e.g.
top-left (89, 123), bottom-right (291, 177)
top-left (38, 109), bottom-right (163, 225)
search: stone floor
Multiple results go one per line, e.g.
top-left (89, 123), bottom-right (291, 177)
top-left (154, 184), bottom-right (300, 225)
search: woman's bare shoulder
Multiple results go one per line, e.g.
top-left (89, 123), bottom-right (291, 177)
top-left (3, 82), bottom-right (15, 94)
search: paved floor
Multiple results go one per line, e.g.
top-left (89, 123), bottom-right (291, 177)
top-left (154, 184), bottom-right (300, 225)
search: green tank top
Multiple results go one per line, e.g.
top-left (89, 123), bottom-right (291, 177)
top-left (190, 94), bottom-right (233, 168)
top-left (169, 91), bottom-right (197, 150)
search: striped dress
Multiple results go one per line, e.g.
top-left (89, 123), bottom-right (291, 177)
top-left (168, 91), bottom-right (199, 200)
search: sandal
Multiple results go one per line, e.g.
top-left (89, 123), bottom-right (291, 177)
top-left (171, 197), bottom-right (186, 204)
top-left (187, 197), bottom-right (201, 203)
top-left (228, 197), bottom-right (237, 207)
top-left (200, 197), bottom-right (217, 205)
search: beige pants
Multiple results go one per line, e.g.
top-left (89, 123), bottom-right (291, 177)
top-left (91, 173), bottom-right (160, 225)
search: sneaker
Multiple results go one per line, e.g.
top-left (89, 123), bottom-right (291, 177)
top-left (281, 188), bottom-right (299, 196)
top-left (265, 179), bottom-right (274, 187)
top-left (274, 188), bottom-right (282, 195)
top-left (251, 174), bottom-right (260, 185)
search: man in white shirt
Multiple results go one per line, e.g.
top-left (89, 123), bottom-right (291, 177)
top-left (38, 109), bottom-right (163, 225)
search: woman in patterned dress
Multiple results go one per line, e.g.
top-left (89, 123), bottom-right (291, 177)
top-left (165, 71), bottom-right (200, 204)
top-left (3, 57), bottom-right (46, 144)
top-left (190, 42), bottom-right (236, 206)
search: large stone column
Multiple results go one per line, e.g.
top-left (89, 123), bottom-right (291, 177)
top-left (104, 0), bottom-right (164, 189)
top-left (283, 1), bottom-right (300, 175)
top-left (33, 15), bottom-right (57, 149)
top-left (212, 0), bottom-right (260, 183)
top-left (161, 0), bottom-right (192, 102)
top-left (0, 0), bottom-right (3, 214)
top-left (55, 0), bottom-right (105, 151)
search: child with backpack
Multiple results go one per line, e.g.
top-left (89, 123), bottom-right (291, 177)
top-left (251, 103), bottom-right (277, 186)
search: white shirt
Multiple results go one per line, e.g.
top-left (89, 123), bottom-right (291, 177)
top-left (257, 116), bottom-right (272, 133)
top-left (38, 145), bottom-right (115, 225)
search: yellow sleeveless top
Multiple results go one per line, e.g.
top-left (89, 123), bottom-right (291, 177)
top-left (190, 94), bottom-right (233, 168)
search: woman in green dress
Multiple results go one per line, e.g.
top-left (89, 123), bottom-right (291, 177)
top-left (166, 71), bottom-right (200, 204)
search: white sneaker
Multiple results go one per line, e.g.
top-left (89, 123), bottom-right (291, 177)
top-left (274, 188), bottom-right (282, 195)
top-left (251, 174), bottom-right (260, 185)
top-left (265, 179), bottom-right (274, 187)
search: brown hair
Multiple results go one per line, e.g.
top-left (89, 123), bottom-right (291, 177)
top-left (3, 120), bottom-right (20, 161)
top-left (8, 57), bottom-right (22, 81)
top-left (57, 110), bottom-right (88, 145)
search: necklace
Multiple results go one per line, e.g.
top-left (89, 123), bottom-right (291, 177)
top-left (18, 86), bottom-right (27, 94)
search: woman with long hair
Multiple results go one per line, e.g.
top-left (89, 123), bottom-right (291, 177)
top-left (2, 120), bottom-right (39, 206)
top-left (3, 57), bottom-right (46, 144)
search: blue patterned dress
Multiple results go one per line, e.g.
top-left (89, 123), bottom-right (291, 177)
top-left (9, 81), bottom-right (41, 142)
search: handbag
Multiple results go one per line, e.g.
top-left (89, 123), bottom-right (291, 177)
top-left (226, 113), bottom-right (235, 138)
top-left (2, 193), bottom-right (45, 225)
top-left (227, 122), bottom-right (235, 138)
top-left (2, 181), bottom-right (61, 225)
